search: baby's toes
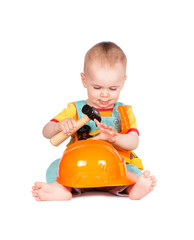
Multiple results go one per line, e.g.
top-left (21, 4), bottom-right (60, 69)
top-left (149, 175), bottom-right (155, 180)
top-left (151, 181), bottom-right (157, 187)
top-left (151, 176), bottom-right (157, 184)
top-left (150, 187), bottom-right (154, 191)
top-left (153, 178), bottom-right (157, 185)
top-left (149, 176), bottom-right (157, 188)
top-left (34, 182), bottom-right (45, 189)
top-left (142, 170), bottom-right (150, 178)
top-left (149, 175), bottom-right (156, 182)
top-left (32, 190), bottom-right (39, 198)
top-left (35, 196), bottom-right (41, 201)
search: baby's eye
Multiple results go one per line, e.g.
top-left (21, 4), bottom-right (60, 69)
top-left (110, 88), bottom-right (117, 91)
top-left (93, 86), bottom-right (101, 89)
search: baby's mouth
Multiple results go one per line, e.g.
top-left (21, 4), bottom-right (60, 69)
top-left (99, 100), bottom-right (110, 105)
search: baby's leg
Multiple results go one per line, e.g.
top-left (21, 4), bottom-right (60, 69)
top-left (32, 182), bottom-right (72, 201)
top-left (126, 170), bottom-right (138, 184)
top-left (127, 170), bottom-right (157, 200)
top-left (46, 158), bottom-right (61, 184)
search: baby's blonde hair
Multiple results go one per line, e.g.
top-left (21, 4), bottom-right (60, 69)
top-left (84, 42), bottom-right (127, 74)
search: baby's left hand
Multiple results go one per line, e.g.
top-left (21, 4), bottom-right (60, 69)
top-left (93, 119), bottom-right (119, 143)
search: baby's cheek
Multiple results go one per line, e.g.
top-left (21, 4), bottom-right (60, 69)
top-left (88, 90), bottom-right (98, 98)
top-left (112, 93), bottom-right (120, 101)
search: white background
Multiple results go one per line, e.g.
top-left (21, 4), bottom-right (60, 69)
top-left (0, 0), bottom-right (194, 239)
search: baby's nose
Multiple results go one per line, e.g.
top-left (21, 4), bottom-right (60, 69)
top-left (100, 89), bottom-right (109, 97)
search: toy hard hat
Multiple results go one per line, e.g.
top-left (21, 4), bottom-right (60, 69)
top-left (56, 139), bottom-right (135, 188)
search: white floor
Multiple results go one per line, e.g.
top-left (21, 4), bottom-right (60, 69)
top-left (2, 182), bottom-right (193, 240)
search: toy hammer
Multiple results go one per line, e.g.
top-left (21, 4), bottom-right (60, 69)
top-left (50, 105), bottom-right (101, 146)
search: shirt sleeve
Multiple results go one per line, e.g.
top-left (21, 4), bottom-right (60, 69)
top-left (125, 105), bottom-right (139, 135)
top-left (50, 102), bottom-right (77, 122)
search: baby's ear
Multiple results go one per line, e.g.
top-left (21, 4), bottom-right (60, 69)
top-left (121, 75), bottom-right (127, 88)
top-left (80, 72), bottom-right (87, 88)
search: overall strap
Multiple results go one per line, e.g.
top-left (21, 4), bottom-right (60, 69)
top-left (75, 100), bottom-right (87, 119)
top-left (112, 102), bottom-right (124, 117)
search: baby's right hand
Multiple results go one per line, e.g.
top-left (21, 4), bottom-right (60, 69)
top-left (58, 118), bottom-right (76, 135)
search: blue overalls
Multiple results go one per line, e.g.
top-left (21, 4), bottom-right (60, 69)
top-left (46, 100), bottom-right (142, 184)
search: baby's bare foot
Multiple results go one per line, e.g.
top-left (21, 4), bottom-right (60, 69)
top-left (128, 170), bottom-right (157, 200)
top-left (32, 182), bottom-right (72, 201)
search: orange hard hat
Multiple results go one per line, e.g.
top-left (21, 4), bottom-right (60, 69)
top-left (56, 139), bottom-right (135, 188)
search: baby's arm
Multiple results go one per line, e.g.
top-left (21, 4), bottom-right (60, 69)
top-left (113, 131), bottom-right (139, 151)
top-left (93, 119), bottom-right (139, 151)
top-left (42, 121), bottom-right (60, 139)
top-left (42, 118), bottom-right (76, 139)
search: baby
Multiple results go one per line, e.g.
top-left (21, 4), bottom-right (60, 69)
top-left (32, 42), bottom-right (157, 201)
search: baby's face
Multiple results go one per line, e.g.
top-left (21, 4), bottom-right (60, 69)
top-left (81, 61), bottom-right (126, 109)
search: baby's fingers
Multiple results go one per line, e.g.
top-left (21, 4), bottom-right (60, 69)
top-left (100, 126), bottom-right (117, 135)
top-left (108, 126), bottom-right (113, 130)
top-left (66, 122), bottom-right (73, 133)
top-left (61, 123), bottom-right (70, 135)
top-left (111, 131), bottom-right (119, 137)
top-left (61, 118), bottom-right (76, 134)
top-left (94, 119), bottom-right (108, 129)
top-left (69, 118), bottom-right (76, 130)
top-left (92, 135), bottom-right (101, 140)
top-left (101, 122), bottom-right (108, 129)
top-left (94, 119), bottom-right (100, 127)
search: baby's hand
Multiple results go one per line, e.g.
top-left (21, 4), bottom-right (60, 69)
top-left (93, 119), bottom-right (118, 143)
top-left (58, 118), bottom-right (76, 135)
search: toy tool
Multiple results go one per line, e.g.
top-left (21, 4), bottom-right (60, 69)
top-left (50, 105), bottom-right (101, 146)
